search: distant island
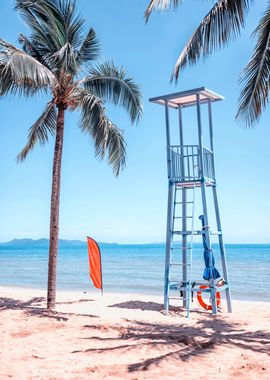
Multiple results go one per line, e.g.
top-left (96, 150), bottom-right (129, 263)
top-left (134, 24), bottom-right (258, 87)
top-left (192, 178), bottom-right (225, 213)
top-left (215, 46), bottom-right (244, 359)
top-left (0, 238), bottom-right (120, 250)
top-left (0, 239), bottom-right (261, 250)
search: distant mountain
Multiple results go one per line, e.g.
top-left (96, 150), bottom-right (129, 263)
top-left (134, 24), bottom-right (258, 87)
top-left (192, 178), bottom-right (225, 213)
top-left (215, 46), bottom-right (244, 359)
top-left (0, 238), bottom-right (119, 250)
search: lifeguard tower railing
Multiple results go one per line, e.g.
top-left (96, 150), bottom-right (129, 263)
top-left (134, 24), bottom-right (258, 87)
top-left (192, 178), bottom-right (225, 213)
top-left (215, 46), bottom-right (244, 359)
top-left (168, 145), bottom-right (215, 185)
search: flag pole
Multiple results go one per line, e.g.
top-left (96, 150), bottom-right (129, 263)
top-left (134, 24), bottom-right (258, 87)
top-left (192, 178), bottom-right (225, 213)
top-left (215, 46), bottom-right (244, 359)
top-left (100, 246), bottom-right (103, 296)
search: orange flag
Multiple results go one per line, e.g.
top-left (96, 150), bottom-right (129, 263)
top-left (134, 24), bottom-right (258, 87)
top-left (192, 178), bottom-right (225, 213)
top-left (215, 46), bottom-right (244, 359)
top-left (87, 236), bottom-right (103, 293)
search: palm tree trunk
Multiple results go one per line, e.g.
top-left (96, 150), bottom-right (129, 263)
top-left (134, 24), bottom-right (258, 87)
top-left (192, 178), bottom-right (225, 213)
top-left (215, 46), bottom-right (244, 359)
top-left (47, 105), bottom-right (65, 310)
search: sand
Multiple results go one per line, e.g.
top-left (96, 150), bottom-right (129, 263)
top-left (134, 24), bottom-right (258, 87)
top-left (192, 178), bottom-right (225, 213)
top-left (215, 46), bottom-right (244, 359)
top-left (0, 286), bottom-right (269, 380)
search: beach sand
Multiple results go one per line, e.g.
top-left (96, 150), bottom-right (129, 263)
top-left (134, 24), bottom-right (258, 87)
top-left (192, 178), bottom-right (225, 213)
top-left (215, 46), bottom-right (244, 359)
top-left (0, 286), bottom-right (269, 380)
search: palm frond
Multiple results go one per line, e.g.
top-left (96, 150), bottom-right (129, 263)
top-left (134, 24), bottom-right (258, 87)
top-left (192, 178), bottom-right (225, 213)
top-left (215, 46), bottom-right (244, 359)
top-left (15, 0), bottom-right (60, 20)
top-left (236, 4), bottom-right (270, 127)
top-left (15, 0), bottom-right (63, 53)
top-left (17, 101), bottom-right (57, 162)
top-left (18, 33), bottom-right (50, 69)
top-left (76, 28), bottom-right (100, 65)
top-left (145, 0), bottom-right (182, 22)
top-left (80, 92), bottom-right (126, 175)
top-left (0, 38), bottom-right (56, 95)
top-left (19, 33), bottom-right (41, 60)
top-left (50, 42), bottom-right (79, 75)
top-left (83, 62), bottom-right (143, 123)
top-left (59, 0), bottom-right (85, 48)
top-left (172, 0), bottom-right (251, 79)
top-left (16, 0), bottom-right (85, 70)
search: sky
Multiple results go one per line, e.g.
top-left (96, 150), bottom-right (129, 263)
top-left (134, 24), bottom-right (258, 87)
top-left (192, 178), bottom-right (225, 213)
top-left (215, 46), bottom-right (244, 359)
top-left (0, 0), bottom-right (269, 244)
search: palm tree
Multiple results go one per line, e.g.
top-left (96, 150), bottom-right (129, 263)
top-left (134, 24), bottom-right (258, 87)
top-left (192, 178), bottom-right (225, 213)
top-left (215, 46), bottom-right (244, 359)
top-left (145, 0), bottom-right (270, 128)
top-left (0, 0), bottom-right (142, 310)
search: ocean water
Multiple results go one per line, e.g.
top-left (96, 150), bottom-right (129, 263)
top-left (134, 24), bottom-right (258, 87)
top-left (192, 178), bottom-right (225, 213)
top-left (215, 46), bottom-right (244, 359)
top-left (0, 244), bottom-right (269, 302)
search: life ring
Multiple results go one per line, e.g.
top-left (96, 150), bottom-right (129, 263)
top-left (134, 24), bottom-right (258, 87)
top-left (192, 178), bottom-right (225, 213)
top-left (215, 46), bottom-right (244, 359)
top-left (197, 285), bottom-right (221, 310)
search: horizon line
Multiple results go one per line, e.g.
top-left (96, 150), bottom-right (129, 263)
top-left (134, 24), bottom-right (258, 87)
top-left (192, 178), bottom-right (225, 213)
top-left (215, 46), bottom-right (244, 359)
top-left (0, 238), bottom-right (269, 246)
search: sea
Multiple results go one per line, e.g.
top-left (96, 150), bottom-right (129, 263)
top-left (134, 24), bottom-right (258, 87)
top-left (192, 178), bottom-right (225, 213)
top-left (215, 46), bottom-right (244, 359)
top-left (0, 243), bottom-right (269, 302)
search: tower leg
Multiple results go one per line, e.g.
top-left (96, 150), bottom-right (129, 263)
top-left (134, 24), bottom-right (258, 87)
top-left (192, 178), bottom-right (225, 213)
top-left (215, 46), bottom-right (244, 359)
top-left (196, 93), bottom-right (217, 315)
top-left (164, 181), bottom-right (175, 313)
top-left (210, 278), bottom-right (218, 314)
top-left (182, 187), bottom-right (187, 308)
top-left (212, 186), bottom-right (232, 313)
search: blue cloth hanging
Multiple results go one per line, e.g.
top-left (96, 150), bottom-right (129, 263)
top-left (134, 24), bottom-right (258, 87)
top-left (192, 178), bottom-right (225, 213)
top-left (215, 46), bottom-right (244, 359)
top-left (199, 215), bottom-right (221, 281)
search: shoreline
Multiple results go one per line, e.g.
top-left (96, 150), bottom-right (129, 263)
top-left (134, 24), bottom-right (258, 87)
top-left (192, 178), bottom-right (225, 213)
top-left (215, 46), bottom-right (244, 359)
top-left (1, 284), bottom-right (269, 305)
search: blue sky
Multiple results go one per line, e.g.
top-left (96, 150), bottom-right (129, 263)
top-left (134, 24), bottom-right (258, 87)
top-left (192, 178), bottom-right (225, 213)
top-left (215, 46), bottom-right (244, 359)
top-left (0, 0), bottom-right (269, 244)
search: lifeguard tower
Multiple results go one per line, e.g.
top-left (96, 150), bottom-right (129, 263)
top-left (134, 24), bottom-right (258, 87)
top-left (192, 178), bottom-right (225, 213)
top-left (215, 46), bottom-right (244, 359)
top-left (149, 87), bottom-right (232, 316)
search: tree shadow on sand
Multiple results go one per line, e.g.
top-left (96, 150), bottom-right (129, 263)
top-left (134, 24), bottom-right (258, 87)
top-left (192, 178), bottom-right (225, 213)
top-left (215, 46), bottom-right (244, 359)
top-left (109, 300), bottom-right (164, 312)
top-left (0, 297), bottom-right (97, 321)
top-left (73, 316), bottom-right (270, 373)
top-left (108, 300), bottom-right (205, 314)
top-left (0, 296), bottom-right (45, 310)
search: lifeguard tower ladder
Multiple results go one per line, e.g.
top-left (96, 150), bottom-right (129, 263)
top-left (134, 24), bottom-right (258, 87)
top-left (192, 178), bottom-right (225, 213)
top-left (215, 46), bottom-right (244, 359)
top-left (149, 87), bottom-right (232, 316)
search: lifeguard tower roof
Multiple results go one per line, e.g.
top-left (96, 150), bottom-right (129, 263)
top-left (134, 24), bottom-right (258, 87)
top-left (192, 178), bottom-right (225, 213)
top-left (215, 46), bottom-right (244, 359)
top-left (149, 87), bottom-right (224, 109)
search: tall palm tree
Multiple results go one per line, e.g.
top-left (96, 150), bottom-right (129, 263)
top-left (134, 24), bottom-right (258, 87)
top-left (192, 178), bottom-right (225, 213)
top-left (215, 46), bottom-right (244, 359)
top-left (145, 0), bottom-right (270, 128)
top-left (0, 0), bottom-right (142, 310)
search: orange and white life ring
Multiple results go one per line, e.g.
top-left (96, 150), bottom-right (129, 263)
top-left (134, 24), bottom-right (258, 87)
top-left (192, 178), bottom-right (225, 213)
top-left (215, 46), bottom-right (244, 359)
top-left (197, 285), bottom-right (221, 310)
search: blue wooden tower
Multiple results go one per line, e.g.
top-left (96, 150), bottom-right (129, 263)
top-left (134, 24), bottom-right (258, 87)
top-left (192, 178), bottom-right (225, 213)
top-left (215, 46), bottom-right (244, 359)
top-left (149, 87), bottom-right (232, 316)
